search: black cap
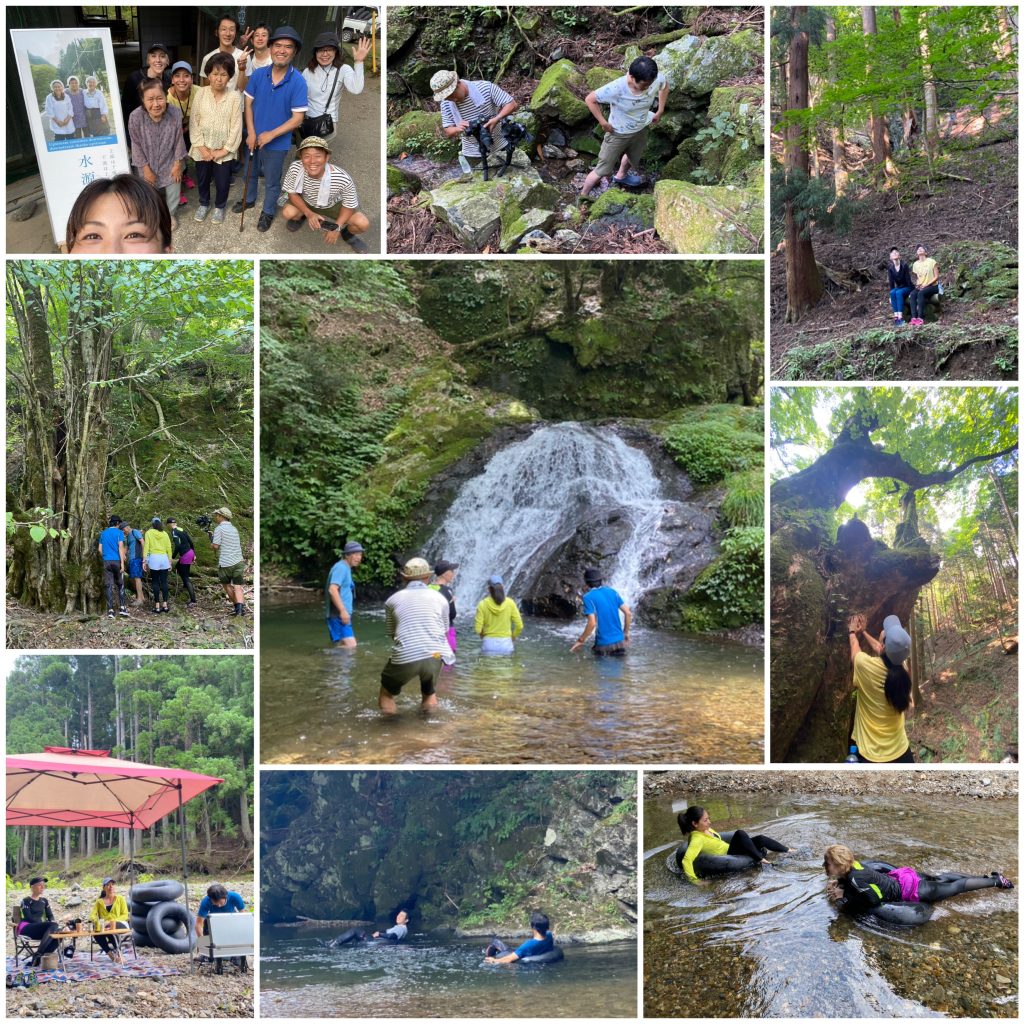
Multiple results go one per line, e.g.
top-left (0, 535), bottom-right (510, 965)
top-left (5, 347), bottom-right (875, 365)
top-left (584, 567), bottom-right (603, 586)
top-left (30, 876), bottom-right (47, 886)
top-left (312, 30), bottom-right (341, 50)
top-left (434, 560), bottom-right (459, 575)
top-left (147, 42), bottom-right (170, 55)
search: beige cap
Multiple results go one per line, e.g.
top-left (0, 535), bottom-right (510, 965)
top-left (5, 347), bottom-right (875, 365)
top-left (401, 557), bottom-right (432, 579)
top-left (213, 507), bottom-right (232, 520)
top-left (297, 135), bottom-right (331, 153)
top-left (430, 69), bottom-right (458, 103)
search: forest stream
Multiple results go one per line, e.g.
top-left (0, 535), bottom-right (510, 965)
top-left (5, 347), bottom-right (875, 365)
top-left (260, 600), bottom-right (763, 765)
top-left (644, 792), bottom-right (1018, 1018)
top-left (260, 930), bottom-right (637, 1018)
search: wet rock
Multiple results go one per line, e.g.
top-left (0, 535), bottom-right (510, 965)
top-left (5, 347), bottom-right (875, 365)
top-left (585, 66), bottom-right (621, 93)
top-left (654, 175), bottom-right (763, 254)
top-left (386, 10), bottom-right (420, 55)
top-left (588, 187), bottom-right (655, 230)
top-left (530, 59), bottom-right (591, 125)
top-left (547, 127), bottom-right (568, 147)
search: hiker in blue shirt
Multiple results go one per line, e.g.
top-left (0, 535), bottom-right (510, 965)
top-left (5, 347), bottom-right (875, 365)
top-left (325, 541), bottom-right (363, 646)
top-left (120, 520), bottom-right (145, 604)
top-left (484, 911), bottom-right (556, 963)
top-left (570, 567), bottom-right (631, 656)
top-left (97, 516), bottom-right (128, 618)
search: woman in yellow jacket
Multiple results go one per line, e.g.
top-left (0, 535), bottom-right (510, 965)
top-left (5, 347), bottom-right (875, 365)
top-left (89, 877), bottom-right (130, 964)
top-left (678, 806), bottom-right (789, 885)
top-left (143, 516), bottom-right (174, 614)
top-left (474, 574), bottom-right (523, 655)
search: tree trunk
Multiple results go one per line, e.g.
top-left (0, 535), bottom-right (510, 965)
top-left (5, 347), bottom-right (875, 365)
top-left (239, 754), bottom-right (253, 846)
top-left (784, 8), bottom-right (824, 322)
top-left (42, 826), bottom-right (49, 868)
top-left (64, 827), bottom-right (71, 871)
top-left (825, 16), bottom-right (848, 195)
top-left (917, 11), bottom-right (940, 160)
top-left (861, 6), bottom-right (897, 182)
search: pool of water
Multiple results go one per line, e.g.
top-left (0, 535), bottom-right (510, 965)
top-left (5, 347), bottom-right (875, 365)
top-left (260, 600), bottom-right (763, 764)
top-left (260, 929), bottom-right (638, 1018)
top-left (643, 791), bottom-right (1018, 1018)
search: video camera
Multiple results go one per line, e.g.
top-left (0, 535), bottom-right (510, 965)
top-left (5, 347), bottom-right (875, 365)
top-left (464, 118), bottom-right (529, 181)
top-left (196, 514), bottom-right (213, 530)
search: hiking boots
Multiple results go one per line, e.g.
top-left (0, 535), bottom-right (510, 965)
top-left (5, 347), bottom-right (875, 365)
top-left (257, 212), bottom-right (274, 233)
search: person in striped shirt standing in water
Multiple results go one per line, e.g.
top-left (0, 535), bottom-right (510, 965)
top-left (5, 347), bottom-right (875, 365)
top-left (431, 69), bottom-right (519, 171)
top-left (379, 558), bottom-right (454, 714)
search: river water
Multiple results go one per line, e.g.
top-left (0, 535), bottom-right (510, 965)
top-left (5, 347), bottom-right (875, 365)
top-left (260, 600), bottom-right (763, 764)
top-left (643, 791), bottom-right (1018, 1017)
top-left (260, 929), bottom-right (637, 1018)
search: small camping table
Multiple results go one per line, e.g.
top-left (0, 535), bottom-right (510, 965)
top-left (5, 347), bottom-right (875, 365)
top-left (52, 924), bottom-right (136, 964)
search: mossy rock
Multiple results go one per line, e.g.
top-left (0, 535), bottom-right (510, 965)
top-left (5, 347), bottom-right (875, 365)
top-left (387, 162), bottom-right (422, 195)
top-left (585, 67), bottom-right (621, 92)
top-left (662, 138), bottom-right (702, 181)
top-left (387, 9), bottom-right (420, 56)
top-left (700, 86), bottom-right (765, 183)
top-left (570, 129), bottom-right (603, 156)
top-left (530, 59), bottom-right (590, 125)
top-left (656, 30), bottom-right (762, 98)
top-left (401, 58), bottom-right (440, 97)
top-left (587, 187), bottom-right (655, 229)
top-left (386, 110), bottom-right (458, 161)
top-left (654, 178), bottom-right (762, 254)
top-left (499, 205), bottom-right (556, 252)
top-left (935, 240), bottom-right (1018, 306)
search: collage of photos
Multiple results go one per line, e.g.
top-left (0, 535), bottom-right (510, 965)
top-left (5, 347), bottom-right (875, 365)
top-left (2, 3), bottom-right (1019, 1023)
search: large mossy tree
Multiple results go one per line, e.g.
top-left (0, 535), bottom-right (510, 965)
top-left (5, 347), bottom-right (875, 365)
top-left (770, 386), bottom-right (1018, 761)
top-left (6, 261), bottom-right (253, 614)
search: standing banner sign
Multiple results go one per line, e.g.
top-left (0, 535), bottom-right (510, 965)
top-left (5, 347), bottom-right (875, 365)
top-left (10, 28), bottom-right (131, 248)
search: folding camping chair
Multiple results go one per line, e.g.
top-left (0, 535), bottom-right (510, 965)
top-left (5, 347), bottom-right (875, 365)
top-left (10, 905), bottom-right (64, 970)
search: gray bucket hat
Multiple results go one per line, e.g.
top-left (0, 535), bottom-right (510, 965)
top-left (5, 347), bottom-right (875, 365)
top-left (882, 614), bottom-right (912, 664)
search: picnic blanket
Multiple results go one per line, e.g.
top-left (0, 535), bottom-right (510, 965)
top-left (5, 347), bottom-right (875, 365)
top-left (6, 953), bottom-right (179, 984)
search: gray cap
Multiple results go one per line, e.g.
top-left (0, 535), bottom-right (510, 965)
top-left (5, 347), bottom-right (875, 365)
top-left (343, 541), bottom-right (364, 555)
top-left (882, 615), bottom-right (912, 664)
top-left (170, 61), bottom-right (193, 76)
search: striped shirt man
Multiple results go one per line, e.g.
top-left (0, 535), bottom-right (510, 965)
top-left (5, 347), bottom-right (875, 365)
top-left (281, 161), bottom-right (358, 210)
top-left (384, 582), bottom-right (452, 664)
top-left (212, 521), bottom-right (244, 567)
top-left (440, 80), bottom-right (515, 158)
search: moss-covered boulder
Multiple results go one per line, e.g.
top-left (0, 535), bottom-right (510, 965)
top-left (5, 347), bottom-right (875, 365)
top-left (588, 188), bottom-right (655, 229)
top-left (500, 205), bottom-right (557, 251)
top-left (386, 110), bottom-right (458, 160)
top-left (661, 138), bottom-right (702, 181)
top-left (656, 30), bottom-right (762, 98)
top-left (699, 86), bottom-right (765, 183)
top-left (586, 66), bottom-right (621, 92)
top-left (570, 129), bottom-right (602, 156)
top-left (530, 58), bottom-right (590, 125)
top-left (386, 9), bottom-right (420, 57)
top-left (400, 58), bottom-right (440, 97)
top-left (936, 240), bottom-right (1018, 306)
top-left (654, 177), bottom-right (762, 254)
top-left (386, 162), bottom-right (422, 196)
top-left (429, 167), bottom-right (559, 252)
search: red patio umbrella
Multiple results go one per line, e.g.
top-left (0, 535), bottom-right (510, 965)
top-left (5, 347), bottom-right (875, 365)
top-left (6, 746), bottom-right (224, 943)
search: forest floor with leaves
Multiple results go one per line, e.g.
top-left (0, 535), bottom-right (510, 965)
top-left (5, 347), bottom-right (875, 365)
top-left (5, 879), bottom-right (254, 1018)
top-left (910, 625), bottom-right (1019, 763)
top-left (771, 133), bottom-right (1018, 380)
top-left (5, 586), bottom-right (253, 650)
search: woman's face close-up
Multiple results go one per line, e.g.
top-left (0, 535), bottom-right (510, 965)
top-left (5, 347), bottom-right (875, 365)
top-left (316, 46), bottom-right (338, 66)
top-left (143, 88), bottom-right (168, 120)
top-left (208, 66), bottom-right (230, 91)
top-left (148, 50), bottom-right (169, 72)
top-left (70, 194), bottom-right (167, 255)
top-left (52, 83), bottom-right (64, 98)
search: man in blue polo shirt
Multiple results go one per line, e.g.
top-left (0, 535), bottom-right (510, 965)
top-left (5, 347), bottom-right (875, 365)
top-left (97, 515), bottom-right (129, 619)
top-left (235, 25), bottom-right (308, 232)
top-left (484, 911), bottom-right (555, 963)
top-left (570, 567), bottom-right (632, 656)
top-left (196, 883), bottom-right (246, 935)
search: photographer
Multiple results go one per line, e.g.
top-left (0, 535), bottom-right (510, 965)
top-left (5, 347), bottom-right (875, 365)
top-left (167, 517), bottom-right (198, 607)
top-left (432, 70), bottom-right (518, 166)
top-left (209, 507), bottom-right (246, 616)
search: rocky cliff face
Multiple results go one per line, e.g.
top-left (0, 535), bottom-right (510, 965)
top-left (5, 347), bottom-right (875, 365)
top-left (260, 771), bottom-right (637, 937)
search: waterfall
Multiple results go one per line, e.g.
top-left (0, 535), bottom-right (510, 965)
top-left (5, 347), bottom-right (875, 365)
top-left (425, 423), bottom-right (695, 611)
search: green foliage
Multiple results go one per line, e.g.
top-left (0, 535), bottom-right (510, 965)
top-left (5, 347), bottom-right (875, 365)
top-left (683, 526), bottom-right (765, 628)
top-left (551, 6), bottom-right (588, 30)
top-left (663, 407), bottom-right (764, 484)
top-left (770, 166), bottom-right (858, 247)
top-left (721, 470), bottom-right (765, 527)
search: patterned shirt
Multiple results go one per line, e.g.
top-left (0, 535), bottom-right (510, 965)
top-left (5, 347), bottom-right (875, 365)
top-left (384, 581), bottom-right (452, 664)
top-left (128, 105), bottom-right (187, 186)
top-left (440, 79), bottom-right (514, 157)
top-left (212, 521), bottom-right (244, 567)
top-left (594, 73), bottom-right (667, 134)
top-left (282, 161), bottom-right (358, 210)
top-left (189, 87), bottom-right (244, 162)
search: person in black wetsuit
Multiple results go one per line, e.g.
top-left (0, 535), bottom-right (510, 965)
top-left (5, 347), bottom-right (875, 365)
top-left (167, 517), bottom-right (198, 606)
top-left (431, 560), bottom-right (459, 657)
top-left (325, 910), bottom-right (409, 947)
top-left (17, 877), bottom-right (61, 966)
top-left (823, 844), bottom-right (1013, 912)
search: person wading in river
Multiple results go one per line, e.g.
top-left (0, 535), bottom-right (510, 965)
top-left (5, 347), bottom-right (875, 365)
top-left (570, 568), bottom-right (631, 656)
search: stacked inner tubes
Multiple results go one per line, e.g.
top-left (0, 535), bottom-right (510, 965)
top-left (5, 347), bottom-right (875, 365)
top-left (128, 880), bottom-right (198, 953)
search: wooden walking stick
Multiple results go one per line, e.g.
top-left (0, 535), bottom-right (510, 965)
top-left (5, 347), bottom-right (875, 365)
top-left (239, 143), bottom-right (258, 232)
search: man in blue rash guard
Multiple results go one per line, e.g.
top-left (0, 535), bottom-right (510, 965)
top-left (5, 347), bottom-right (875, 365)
top-left (484, 911), bottom-right (554, 963)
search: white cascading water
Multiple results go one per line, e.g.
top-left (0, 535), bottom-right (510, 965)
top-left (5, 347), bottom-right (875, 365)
top-left (425, 423), bottom-right (691, 609)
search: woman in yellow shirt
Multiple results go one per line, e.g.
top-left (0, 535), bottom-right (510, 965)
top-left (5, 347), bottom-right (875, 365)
top-left (847, 613), bottom-right (913, 762)
top-left (907, 244), bottom-right (941, 325)
top-left (89, 878), bottom-right (130, 964)
top-left (474, 575), bottom-right (523, 655)
top-left (677, 807), bottom-right (790, 884)
top-left (143, 516), bottom-right (174, 614)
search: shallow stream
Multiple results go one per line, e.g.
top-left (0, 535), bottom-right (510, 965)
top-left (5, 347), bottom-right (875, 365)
top-left (643, 791), bottom-right (1018, 1017)
top-left (260, 929), bottom-right (637, 1018)
top-left (260, 600), bottom-right (763, 764)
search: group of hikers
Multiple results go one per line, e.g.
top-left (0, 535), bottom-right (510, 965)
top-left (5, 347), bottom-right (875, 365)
top-left (14, 876), bottom-right (247, 970)
top-left (63, 15), bottom-right (371, 253)
top-left (675, 806), bottom-right (1013, 911)
top-left (96, 507), bottom-right (246, 618)
top-left (428, 54), bottom-right (668, 202)
top-left (886, 244), bottom-right (942, 326)
top-left (325, 544), bottom-right (632, 712)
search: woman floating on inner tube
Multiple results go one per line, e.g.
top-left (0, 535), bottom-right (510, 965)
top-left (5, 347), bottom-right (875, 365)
top-left (677, 807), bottom-right (791, 885)
top-left (823, 844), bottom-right (1013, 924)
